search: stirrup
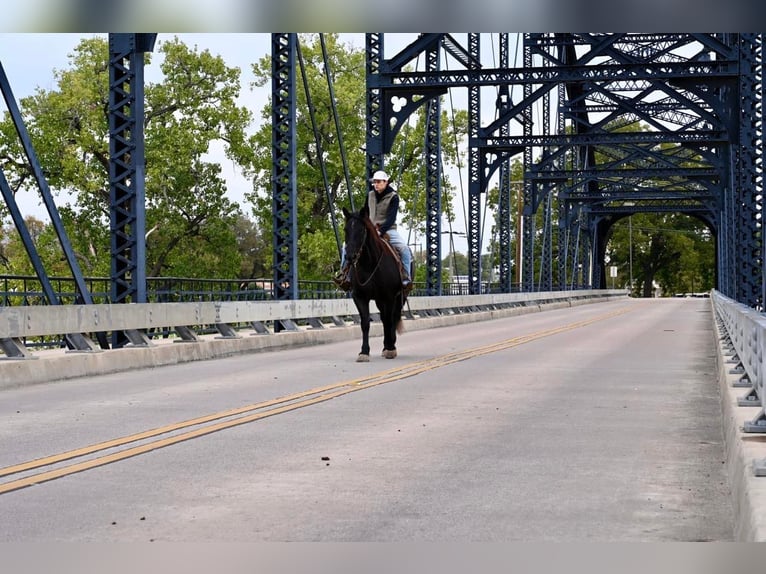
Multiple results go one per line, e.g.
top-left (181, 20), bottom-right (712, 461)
top-left (333, 270), bottom-right (351, 291)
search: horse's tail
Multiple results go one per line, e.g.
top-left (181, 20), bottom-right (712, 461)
top-left (396, 293), bottom-right (409, 334)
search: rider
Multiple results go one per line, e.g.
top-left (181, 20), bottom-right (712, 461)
top-left (334, 170), bottom-right (412, 292)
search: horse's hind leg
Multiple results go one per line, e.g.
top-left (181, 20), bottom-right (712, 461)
top-left (381, 325), bottom-right (397, 359)
top-left (355, 298), bottom-right (371, 362)
top-left (380, 302), bottom-right (398, 359)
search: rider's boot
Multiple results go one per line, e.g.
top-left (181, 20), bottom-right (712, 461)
top-left (333, 265), bottom-right (351, 291)
top-left (402, 260), bottom-right (414, 296)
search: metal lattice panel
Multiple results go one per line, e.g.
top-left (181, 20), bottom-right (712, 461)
top-left (735, 34), bottom-right (762, 308)
top-left (108, 33), bottom-right (154, 347)
top-left (109, 35), bottom-right (142, 306)
top-left (424, 45), bottom-right (442, 296)
top-left (522, 34), bottom-right (538, 290)
top-left (271, 33), bottom-right (298, 302)
top-left (466, 34), bottom-right (482, 294)
top-left (521, 34), bottom-right (741, 290)
top-left (365, 33), bottom-right (383, 176)
top-left (363, 34), bottom-right (762, 302)
top-left (496, 34), bottom-right (513, 293)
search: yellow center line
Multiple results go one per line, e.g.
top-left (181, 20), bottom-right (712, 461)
top-left (0, 303), bottom-right (636, 495)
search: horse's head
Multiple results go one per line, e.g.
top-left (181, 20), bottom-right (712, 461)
top-left (343, 205), bottom-right (380, 264)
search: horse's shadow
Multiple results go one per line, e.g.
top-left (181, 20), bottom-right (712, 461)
top-left (342, 206), bottom-right (409, 362)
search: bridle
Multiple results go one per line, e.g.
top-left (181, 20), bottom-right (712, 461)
top-left (347, 216), bottom-right (384, 287)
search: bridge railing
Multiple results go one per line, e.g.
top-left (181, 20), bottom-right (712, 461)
top-left (0, 275), bottom-right (519, 306)
top-left (0, 289), bottom-right (625, 359)
top-left (711, 290), bottom-right (766, 435)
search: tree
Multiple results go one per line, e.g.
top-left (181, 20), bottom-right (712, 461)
top-left (0, 36), bottom-right (257, 279)
top-left (232, 214), bottom-right (270, 279)
top-left (0, 216), bottom-right (50, 276)
top-left (606, 213), bottom-right (714, 297)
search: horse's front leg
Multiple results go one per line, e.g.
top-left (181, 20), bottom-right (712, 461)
top-left (354, 297), bottom-right (371, 362)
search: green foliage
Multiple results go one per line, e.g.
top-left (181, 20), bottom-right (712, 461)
top-left (0, 35), bottom-right (255, 280)
top-left (606, 213), bottom-right (714, 297)
top-left (232, 214), bottom-right (270, 279)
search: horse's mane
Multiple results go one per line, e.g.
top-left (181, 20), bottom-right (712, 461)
top-left (350, 210), bottom-right (386, 254)
top-left (363, 214), bottom-right (386, 250)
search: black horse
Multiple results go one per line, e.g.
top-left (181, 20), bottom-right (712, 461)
top-left (342, 205), bottom-right (408, 361)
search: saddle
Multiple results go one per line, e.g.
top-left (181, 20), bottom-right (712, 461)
top-left (334, 235), bottom-right (414, 295)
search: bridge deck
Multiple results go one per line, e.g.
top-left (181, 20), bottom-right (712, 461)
top-left (0, 297), bottom-right (763, 541)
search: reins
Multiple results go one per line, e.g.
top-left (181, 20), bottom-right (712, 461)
top-left (348, 217), bottom-right (385, 288)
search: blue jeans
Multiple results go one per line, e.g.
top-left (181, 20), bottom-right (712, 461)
top-left (385, 229), bottom-right (412, 281)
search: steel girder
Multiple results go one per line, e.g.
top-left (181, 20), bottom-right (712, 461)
top-left (365, 34), bottom-right (760, 301)
top-left (538, 65), bottom-right (554, 292)
top-left (522, 36), bottom-right (537, 291)
top-left (760, 38), bottom-right (766, 310)
top-left (732, 34), bottom-right (762, 308)
top-left (108, 33), bottom-right (155, 347)
top-left (0, 64), bottom-right (92, 309)
top-left (520, 33), bottom-right (747, 292)
top-left (496, 34), bottom-right (514, 293)
top-left (424, 45), bottom-right (442, 295)
top-left (365, 33), bottom-right (384, 177)
top-left (482, 132), bottom-right (728, 147)
top-left (556, 81), bottom-right (569, 290)
top-left (467, 34), bottom-right (482, 294)
top-left (271, 34), bottom-right (298, 305)
top-left (380, 61), bottom-right (736, 88)
top-left (0, 66), bottom-right (102, 353)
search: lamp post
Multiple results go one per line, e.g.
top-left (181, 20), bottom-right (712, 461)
top-left (441, 230), bottom-right (466, 281)
top-left (624, 199), bottom-right (635, 295)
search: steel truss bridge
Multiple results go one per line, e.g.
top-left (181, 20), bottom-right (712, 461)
top-left (1, 33), bottom-right (764, 352)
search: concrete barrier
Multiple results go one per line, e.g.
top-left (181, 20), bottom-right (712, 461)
top-left (711, 291), bottom-right (766, 540)
top-left (1, 290), bottom-right (627, 389)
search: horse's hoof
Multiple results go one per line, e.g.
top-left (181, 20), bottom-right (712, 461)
top-left (356, 353), bottom-right (370, 362)
top-left (382, 349), bottom-right (397, 359)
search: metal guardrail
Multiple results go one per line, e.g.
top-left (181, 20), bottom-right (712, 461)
top-left (0, 275), bottom-right (524, 306)
top-left (711, 290), bottom-right (766, 423)
top-left (0, 274), bottom-right (527, 350)
top-left (0, 289), bottom-right (625, 359)
top-left (711, 290), bottom-right (766, 470)
top-left (711, 289), bottom-right (766, 475)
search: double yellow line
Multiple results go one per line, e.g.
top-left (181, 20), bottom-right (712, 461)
top-left (0, 304), bottom-right (633, 495)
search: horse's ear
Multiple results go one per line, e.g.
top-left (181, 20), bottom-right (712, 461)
top-left (360, 204), bottom-right (369, 219)
top-left (342, 207), bottom-right (350, 218)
